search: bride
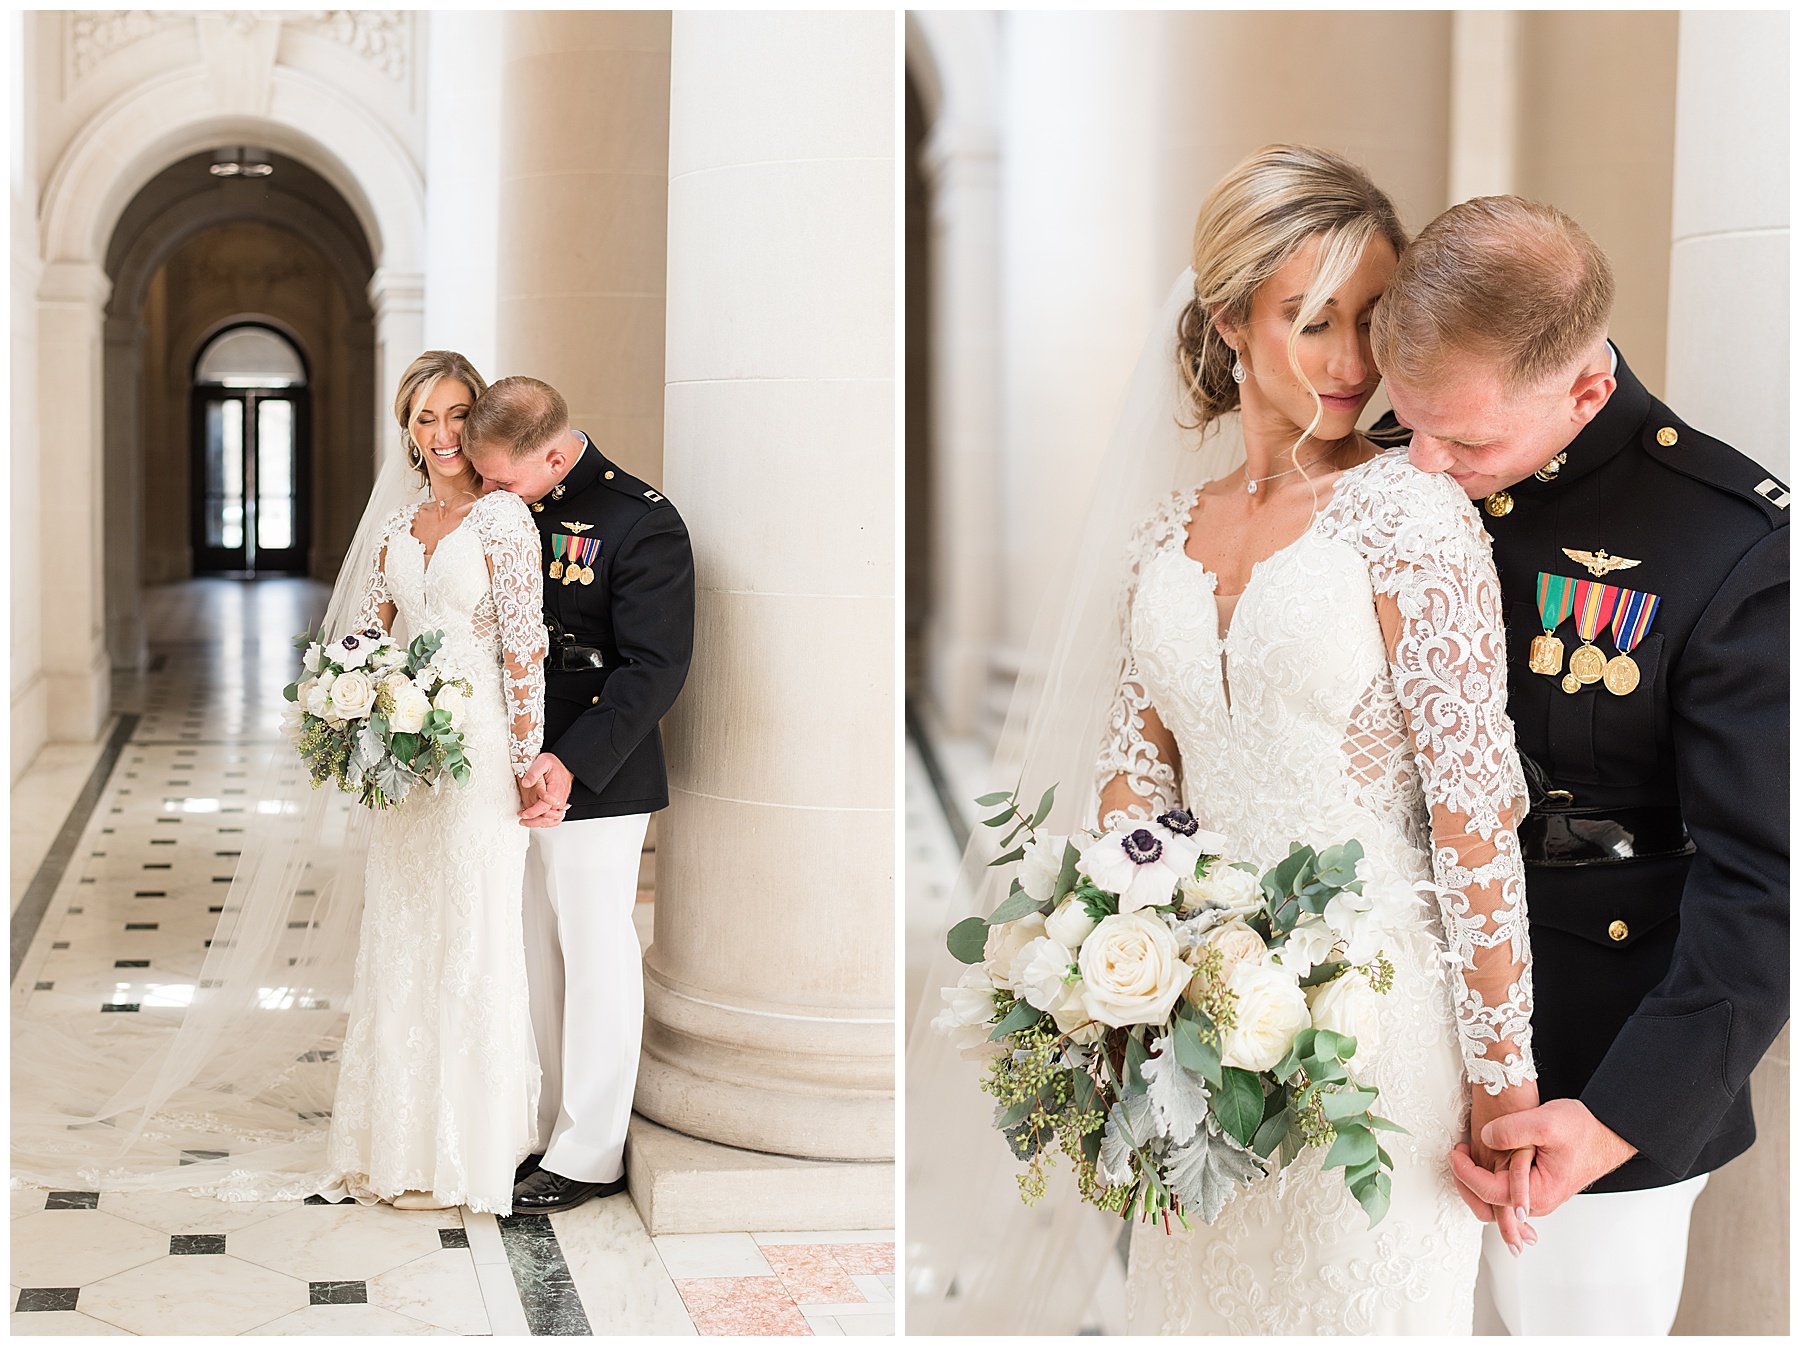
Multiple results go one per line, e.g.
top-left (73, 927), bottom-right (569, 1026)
top-left (13, 351), bottom-right (545, 1216)
top-left (911, 145), bottom-right (1538, 1334)
top-left (323, 350), bottom-right (547, 1212)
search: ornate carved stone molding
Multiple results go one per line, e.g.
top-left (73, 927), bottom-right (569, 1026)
top-left (68, 11), bottom-right (188, 80)
top-left (289, 11), bottom-right (410, 82)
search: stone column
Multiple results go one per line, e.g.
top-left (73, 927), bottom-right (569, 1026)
top-left (102, 311), bottom-right (145, 670)
top-left (36, 260), bottom-right (112, 743)
top-left (639, 11), bottom-right (893, 1225)
top-left (1665, 12), bottom-right (1788, 1336)
top-left (495, 10), bottom-right (670, 484)
top-left (1448, 11), bottom-right (1519, 203)
top-left (914, 16), bottom-right (1002, 740)
top-left (1663, 10), bottom-right (1788, 478)
top-left (368, 268), bottom-right (425, 471)
top-left (422, 10), bottom-right (503, 376)
top-left (12, 9), bottom-right (47, 778)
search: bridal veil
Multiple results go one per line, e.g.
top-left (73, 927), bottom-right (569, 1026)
top-left (13, 450), bottom-right (427, 1199)
top-left (905, 272), bottom-right (1246, 1331)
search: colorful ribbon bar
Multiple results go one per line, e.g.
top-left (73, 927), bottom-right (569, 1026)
top-left (1610, 587), bottom-right (1660, 655)
top-left (1571, 578), bottom-right (1622, 644)
top-left (1535, 572), bottom-right (1576, 632)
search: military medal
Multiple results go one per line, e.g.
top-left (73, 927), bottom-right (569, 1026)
top-left (1566, 579), bottom-right (1621, 690)
top-left (548, 532), bottom-right (567, 580)
top-left (566, 534), bottom-right (601, 585)
top-left (1604, 587), bottom-right (1660, 696)
top-left (1531, 572), bottom-right (1576, 676)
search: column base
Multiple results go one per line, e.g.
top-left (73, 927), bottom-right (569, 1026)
top-left (625, 1114), bottom-right (893, 1235)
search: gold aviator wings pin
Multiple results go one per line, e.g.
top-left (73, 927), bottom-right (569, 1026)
top-left (561, 522), bottom-right (594, 534)
top-left (1563, 547), bottom-right (1642, 578)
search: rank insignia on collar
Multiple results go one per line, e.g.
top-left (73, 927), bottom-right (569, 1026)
top-left (1563, 547), bottom-right (1641, 578)
top-left (561, 522), bottom-right (594, 533)
top-left (644, 489), bottom-right (663, 503)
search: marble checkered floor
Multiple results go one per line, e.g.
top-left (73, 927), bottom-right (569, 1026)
top-left (12, 579), bottom-right (894, 1335)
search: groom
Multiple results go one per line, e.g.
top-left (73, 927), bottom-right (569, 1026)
top-left (463, 377), bottom-right (695, 1212)
top-left (1369, 197), bottom-right (1788, 1333)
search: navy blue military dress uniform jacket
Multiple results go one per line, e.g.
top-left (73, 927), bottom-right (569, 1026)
top-left (526, 437), bottom-right (694, 821)
top-left (1372, 348), bottom-right (1788, 1192)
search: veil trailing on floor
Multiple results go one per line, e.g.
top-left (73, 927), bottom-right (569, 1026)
top-left (12, 450), bottom-right (427, 1200)
top-left (904, 272), bottom-right (1247, 1332)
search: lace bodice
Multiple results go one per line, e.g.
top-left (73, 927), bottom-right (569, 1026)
top-left (1096, 451), bottom-right (1533, 1094)
top-left (354, 490), bottom-right (548, 777)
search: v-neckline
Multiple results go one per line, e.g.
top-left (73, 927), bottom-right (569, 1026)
top-left (407, 500), bottom-right (476, 574)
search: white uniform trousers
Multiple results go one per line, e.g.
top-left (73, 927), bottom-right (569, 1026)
top-left (521, 812), bottom-right (651, 1185)
top-left (1476, 1172), bottom-right (1708, 1335)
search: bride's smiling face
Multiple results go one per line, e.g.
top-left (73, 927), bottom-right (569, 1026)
top-left (410, 378), bottom-right (478, 489)
top-left (1218, 233), bottom-right (1396, 444)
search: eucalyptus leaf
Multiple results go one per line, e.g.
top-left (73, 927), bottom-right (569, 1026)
top-left (987, 845), bottom-right (1027, 870)
top-left (974, 790), bottom-right (1013, 807)
top-left (1251, 1106), bottom-right (1291, 1159)
top-left (946, 917), bottom-right (990, 964)
top-left (1124, 1032), bottom-right (1151, 1091)
top-left (1365, 1113), bottom-right (1411, 1136)
top-left (989, 998), bottom-right (1045, 1041)
top-left (1354, 1171), bottom-right (1392, 1226)
top-left (1171, 1015), bottom-right (1223, 1090)
top-left (1323, 1123), bottom-right (1377, 1171)
top-left (980, 810), bottom-right (1013, 829)
top-left (1031, 783), bottom-right (1057, 827)
top-left (1319, 1088), bottom-right (1379, 1122)
top-left (1297, 960), bottom-right (1350, 989)
top-left (986, 886), bottom-right (1045, 924)
top-left (1052, 840), bottom-right (1081, 901)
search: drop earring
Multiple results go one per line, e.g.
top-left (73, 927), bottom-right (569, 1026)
top-left (1231, 354), bottom-right (1246, 385)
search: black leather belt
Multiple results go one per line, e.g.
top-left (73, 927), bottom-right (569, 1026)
top-left (551, 644), bottom-right (606, 671)
top-left (1519, 806), bottom-right (1693, 866)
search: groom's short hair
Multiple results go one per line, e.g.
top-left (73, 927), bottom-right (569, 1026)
top-left (1372, 196), bottom-right (1615, 392)
top-left (465, 376), bottom-right (569, 458)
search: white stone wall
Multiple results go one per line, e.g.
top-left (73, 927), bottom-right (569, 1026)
top-left (12, 11), bottom-right (45, 781)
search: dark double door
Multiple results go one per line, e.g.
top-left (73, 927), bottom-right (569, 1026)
top-left (191, 388), bottom-right (309, 575)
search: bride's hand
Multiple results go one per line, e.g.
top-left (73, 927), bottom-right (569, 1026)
top-left (1464, 1080), bottom-right (1539, 1254)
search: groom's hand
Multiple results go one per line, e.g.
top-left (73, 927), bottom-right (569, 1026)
top-left (518, 752), bottom-right (574, 827)
top-left (1481, 1097), bottom-right (1638, 1217)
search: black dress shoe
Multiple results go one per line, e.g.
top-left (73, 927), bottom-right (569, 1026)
top-left (511, 1165), bottom-right (628, 1213)
top-left (515, 1153), bottom-right (544, 1186)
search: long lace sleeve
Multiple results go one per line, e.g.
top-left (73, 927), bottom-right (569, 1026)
top-left (1357, 460), bottom-right (1534, 1095)
top-left (1094, 493), bottom-right (1188, 831)
top-left (351, 508), bottom-right (408, 633)
top-left (473, 492), bottom-right (548, 777)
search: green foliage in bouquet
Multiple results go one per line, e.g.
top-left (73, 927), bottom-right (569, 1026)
top-left (941, 783), bottom-right (1406, 1232)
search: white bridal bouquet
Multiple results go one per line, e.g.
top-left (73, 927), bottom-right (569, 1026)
top-left (935, 784), bottom-right (1404, 1230)
top-left (283, 626), bottom-right (474, 810)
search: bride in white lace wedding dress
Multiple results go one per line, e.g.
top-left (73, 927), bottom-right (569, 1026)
top-left (325, 354), bottom-right (548, 1213)
top-left (1088, 148), bottom-right (1536, 1333)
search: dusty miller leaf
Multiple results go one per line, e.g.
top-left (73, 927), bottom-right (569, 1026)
top-left (1140, 1036), bottom-right (1210, 1146)
top-left (1098, 1086), bottom-right (1159, 1188)
top-left (1166, 1118), bottom-right (1265, 1225)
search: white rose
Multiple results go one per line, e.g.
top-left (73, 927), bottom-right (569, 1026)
top-left (1208, 920), bottom-right (1269, 972)
top-left (1306, 970), bottom-right (1384, 1070)
top-left (983, 913), bottom-right (1047, 992)
top-left (1014, 936), bottom-right (1078, 1013)
top-left (1218, 960), bottom-right (1311, 1072)
top-left (329, 669), bottom-right (377, 721)
top-left (1180, 862), bottom-right (1263, 917)
top-left (1044, 896), bottom-right (1098, 951)
top-left (932, 964), bottom-right (1000, 1059)
top-left (1017, 834), bottom-right (1069, 904)
top-left (1270, 921), bottom-right (1338, 978)
top-left (390, 683), bottom-right (432, 734)
top-left (1077, 911), bottom-right (1192, 1028)
top-left (432, 684), bottom-right (468, 727)
top-left (370, 645), bottom-right (407, 672)
top-left (1051, 996), bottom-right (1103, 1045)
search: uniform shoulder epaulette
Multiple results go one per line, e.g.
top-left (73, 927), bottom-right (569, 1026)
top-left (596, 460), bottom-right (674, 512)
top-left (1639, 412), bottom-right (1789, 527)
top-left (1363, 411), bottom-right (1411, 448)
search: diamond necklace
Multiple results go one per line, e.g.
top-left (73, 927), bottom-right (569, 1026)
top-left (1244, 449), bottom-right (1336, 494)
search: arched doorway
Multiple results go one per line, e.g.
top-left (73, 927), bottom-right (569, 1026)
top-left (190, 324), bottom-right (310, 576)
top-left (102, 149), bottom-right (377, 666)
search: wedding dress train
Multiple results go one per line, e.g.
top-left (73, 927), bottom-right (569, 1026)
top-left (1099, 451), bottom-right (1533, 1333)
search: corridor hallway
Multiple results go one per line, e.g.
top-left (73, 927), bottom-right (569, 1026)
top-left (11, 580), bottom-right (893, 1336)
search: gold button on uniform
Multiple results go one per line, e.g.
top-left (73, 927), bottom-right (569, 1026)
top-left (591, 695), bottom-right (600, 705)
top-left (1484, 490), bottom-right (1514, 517)
top-left (605, 471), bottom-right (615, 480)
top-left (530, 502), bottom-right (544, 513)
top-left (1656, 427), bottom-right (1679, 447)
top-left (1608, 919), bottom-right (1629, 942)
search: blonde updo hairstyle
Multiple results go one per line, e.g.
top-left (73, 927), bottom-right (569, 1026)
top-left (393, 350), bottom-right (490, 483)
top-left (1177, 145), bottom-right (1408, 441)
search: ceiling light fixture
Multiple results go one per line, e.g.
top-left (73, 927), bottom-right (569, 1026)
top-left (210, 147), bottom-right (273, 178)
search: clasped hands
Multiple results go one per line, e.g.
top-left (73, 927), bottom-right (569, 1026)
top-left (517, 752), bottom-right (574, 827)
top-left (1450, 1082), bottom-right (1638, 1257)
